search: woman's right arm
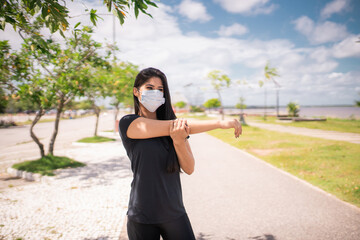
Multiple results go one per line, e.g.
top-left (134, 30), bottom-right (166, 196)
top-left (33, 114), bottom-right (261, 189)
top-left (126, 117), bottom-right (242, 139)
top-left (126, 117), bottom-right (173, 139)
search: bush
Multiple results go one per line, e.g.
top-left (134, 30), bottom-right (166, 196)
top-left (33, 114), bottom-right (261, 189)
top-left (190, 105), bottom-right (205, 113)
top-left (0, 119), bottom-right (17, 128)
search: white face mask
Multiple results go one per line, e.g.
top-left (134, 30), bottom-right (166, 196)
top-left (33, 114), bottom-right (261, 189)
top-left (138, 89), bottom-right (165, 112)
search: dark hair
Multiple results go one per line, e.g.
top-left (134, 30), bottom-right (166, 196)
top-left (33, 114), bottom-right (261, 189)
top-left (133, 67), bottom-right (180, 173)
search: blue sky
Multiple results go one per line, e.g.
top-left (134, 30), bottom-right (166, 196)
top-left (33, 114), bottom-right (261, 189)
top-left (1, 0), bottom-right (360, 107)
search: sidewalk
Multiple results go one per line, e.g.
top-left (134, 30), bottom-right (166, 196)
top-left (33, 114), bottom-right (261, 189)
top-left (246, 121), bottom-right (360, 144)
top-left (0, 137), bottom-right (132, 240)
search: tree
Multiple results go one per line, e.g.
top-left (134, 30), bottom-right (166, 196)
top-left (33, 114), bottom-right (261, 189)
top-left (235, 97), bottom-right (246, 110)
top-left (287, 102), bottom-right (300, 117)
top-left (106, 62), bottom-right (139, 131)
top-left (204, 98), bottom-right (221, 110)
top-left (259, 62), bottom-right (279, 120)
top-left (5, 26), bottom-right (110, 158)
top-left (0, 0), bottom-right (158, 52)
top-left (207, 70), bottom-right (231, 120)
top-left (174, 101), bottom-right (186, 109)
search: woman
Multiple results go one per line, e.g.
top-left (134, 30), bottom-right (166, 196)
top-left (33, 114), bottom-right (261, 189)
top-left (119, 67), bottom-right (242, 240)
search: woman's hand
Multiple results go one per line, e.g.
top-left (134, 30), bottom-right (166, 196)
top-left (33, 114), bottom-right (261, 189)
top-left (170, 118), bottom-right (189, 144)
top-left (219, 119), bottom-right (242, 138)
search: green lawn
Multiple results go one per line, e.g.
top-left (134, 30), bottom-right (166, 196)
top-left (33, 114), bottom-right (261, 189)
top-left (77, 136), bottom-right (116, 143)
top-left (12, 155), bottom-right (86, 176)
top-left (176, 113), bottom-right (217, 120)
top-left (208, 126), bottom-right (360, 208)
top-left (245, 116), bottom-right (360, 134)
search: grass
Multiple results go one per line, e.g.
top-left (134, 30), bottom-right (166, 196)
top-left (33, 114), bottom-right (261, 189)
top-left (245, 115), bottom-right (360, 134)
top-left (77, 136), bottom-right (116, 143)
top-left (208, 125), bottom-right (360, 208)
top-left (176, 113), bottom-right (217, 120)
top-left (12, 155), bottom-right (86, 176)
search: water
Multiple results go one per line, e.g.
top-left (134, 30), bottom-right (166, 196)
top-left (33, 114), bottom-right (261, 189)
top-left (226, 106), bottom-right (360, 119)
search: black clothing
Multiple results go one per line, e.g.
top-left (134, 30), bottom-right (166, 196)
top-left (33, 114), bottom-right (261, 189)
top-left (119, 114), bottom-right (186, 224)
top-left (127, 214), bottom-right (196, 240)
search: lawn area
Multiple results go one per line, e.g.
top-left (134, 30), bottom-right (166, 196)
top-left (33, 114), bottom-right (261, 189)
top-left (245, 115), bottom-right (360, 134)
top-left (208, 125), bottom-right (360, 208)
top-left (177, 113), bottom-right (217, 120)
top-left (12, 155), bottom-right (86, 176)
top-left (77, 136), bottom-right (116, 143)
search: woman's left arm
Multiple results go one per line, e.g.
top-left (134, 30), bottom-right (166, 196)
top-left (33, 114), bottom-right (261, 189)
top-left (170, 119), bottom-right (195, 175)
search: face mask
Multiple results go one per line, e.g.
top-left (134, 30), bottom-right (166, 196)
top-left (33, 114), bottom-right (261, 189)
top-left (138, 89), bottom-right (165, 112)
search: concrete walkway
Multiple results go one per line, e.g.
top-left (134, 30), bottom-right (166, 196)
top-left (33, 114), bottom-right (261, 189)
top-left (246, 121), bottom-right (360, 144)
top-left (0, 137), bottom-right (132, 240)
top-left (1, 117), bottom-right (360, 239)
top-left (181, 133), bottom-right (360, 240)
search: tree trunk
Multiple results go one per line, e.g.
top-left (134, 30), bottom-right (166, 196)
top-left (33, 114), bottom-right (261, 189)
top-left (48, 97), bottom-right (65, 155)
top-left (30, 108), bottom-right (46, 158)
top-left (94, 105), bottom-right (101, 137)
top-left (264, 82), bottom-right (267, 121)
top-left (114, 104), bottom-right (119, 132)
top-left (216, 90), bottom-right (224, 120)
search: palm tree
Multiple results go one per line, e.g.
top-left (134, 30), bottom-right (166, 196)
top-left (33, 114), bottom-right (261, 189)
top-left (259, 62), bottom-right (280, 120)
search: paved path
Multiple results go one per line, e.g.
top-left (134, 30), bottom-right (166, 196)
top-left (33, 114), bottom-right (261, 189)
top-left (181, 133), bottom-right (360, 240)
top-left (0, 112), bottom-right (118, 172)
top-left (2, 115), bottom-right (360, 239)
top-left (246, 121), bottom-right (360, 144)
top-left (0, 138), bottom-right (133, 240)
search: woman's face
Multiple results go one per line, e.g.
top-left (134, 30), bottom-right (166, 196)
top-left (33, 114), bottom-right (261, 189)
top-left (134, 77), bottom-right (164, 100)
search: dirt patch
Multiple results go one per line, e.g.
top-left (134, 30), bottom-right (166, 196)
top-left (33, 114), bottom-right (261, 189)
top-left (249, 148), bottom-right (286, 156)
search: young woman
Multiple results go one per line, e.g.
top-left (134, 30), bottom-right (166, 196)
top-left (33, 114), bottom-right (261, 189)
top-left (119, 67), bottom-right (242, 240)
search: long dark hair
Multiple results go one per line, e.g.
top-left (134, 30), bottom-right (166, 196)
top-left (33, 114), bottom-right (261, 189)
top-left (133, 67), bottom-right (180, 173)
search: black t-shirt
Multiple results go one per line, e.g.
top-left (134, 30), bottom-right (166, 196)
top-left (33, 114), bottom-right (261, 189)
top-left (119, 114), bottom-right (186, 224)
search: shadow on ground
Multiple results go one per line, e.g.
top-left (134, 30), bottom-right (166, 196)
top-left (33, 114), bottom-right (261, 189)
top-left (55, 156), bottom-right (132, 187)
top-left (249, 234), bottom-right (277, 240)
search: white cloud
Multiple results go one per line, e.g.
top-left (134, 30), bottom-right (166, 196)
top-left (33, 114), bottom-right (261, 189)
top-left (213, 0), bottom-right (277, 15)
top-left (293, 16), bottom-right (349, 44)
top-left (217, 23), bottom-right (248, 37)
top-left (321, 0), bottom-right (350, 19)
top-left (1, 1), bottom-right (358, 106)
top-left (178, 0), bottom-right (212, 22)
top-left (332, 34), bottom-right (360, 58)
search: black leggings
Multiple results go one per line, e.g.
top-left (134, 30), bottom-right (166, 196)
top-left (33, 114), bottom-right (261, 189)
top-left (127, 214), bottom-right (196, 240)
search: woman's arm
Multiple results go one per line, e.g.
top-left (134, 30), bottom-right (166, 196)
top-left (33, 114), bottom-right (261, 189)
top-left (126, 117), bottom-right (173, 139)
top-left (127, 116), bottom-right (242, 139)
top-left (187, 119), bottom-right (242, 138)
top-left (170, 119), bottom-right (195, 175)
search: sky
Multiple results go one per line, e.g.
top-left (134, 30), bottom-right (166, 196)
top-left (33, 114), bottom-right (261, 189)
top-left (1, 0), bottom-right (360, 107)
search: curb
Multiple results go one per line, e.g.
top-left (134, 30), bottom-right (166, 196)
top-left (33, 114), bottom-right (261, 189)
top-left (7, 167), bottom-right (53, 183)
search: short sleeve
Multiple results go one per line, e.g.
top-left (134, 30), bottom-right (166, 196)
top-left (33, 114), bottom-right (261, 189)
top-left (119, 114), bottom-right (141, 143)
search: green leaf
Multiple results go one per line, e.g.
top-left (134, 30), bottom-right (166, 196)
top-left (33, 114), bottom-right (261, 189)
top-left (5, 16), bottom-right (16, 24)
top-left (116, 10), bottom-right (125, 25)
top-left (59, 29), bottom-right (65, 38)
top-left (134, 5), bottom-right (139, 18)
top-left (41, 5), bottom-right (48, 19)
top-left (0, 20), bottom-right (5, 30)
top-left (74, 22), bottom-right (81, 29)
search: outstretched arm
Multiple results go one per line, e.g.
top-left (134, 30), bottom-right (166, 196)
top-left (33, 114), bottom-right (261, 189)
top-left (187, 119), bottom-right (242, 138)
top-left (126, 116), bottom-right (242, 139)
